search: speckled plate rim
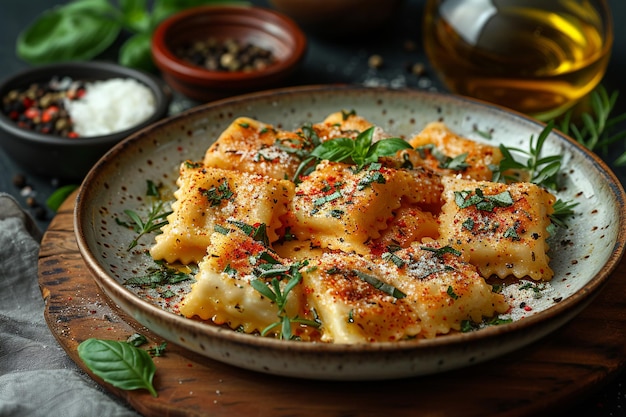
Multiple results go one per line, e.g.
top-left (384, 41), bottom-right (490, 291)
top-left (74, 85), bottom-right (626, 380)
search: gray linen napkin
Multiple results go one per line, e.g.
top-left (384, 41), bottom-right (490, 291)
top-left (0, 193), bottom-right (140, 417)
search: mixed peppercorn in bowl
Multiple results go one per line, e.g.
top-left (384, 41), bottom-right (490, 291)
top-left (0, 61), bottom-right (170, 179)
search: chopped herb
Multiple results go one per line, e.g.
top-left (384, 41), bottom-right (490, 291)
top-left (214, 224), bottom-right (231, 235)
top-left (146, 342), bottom-right (167, 357)
top-left (353, 270), bottom-right (406, 299)
top-left (228, 220), bottom-right (270, 246)
top-left (124, 263), bottom-right (192, 288)
top-left (446, 286), bottom-right (458, 300)
top-left (314, 190), bottom-right (343, 207)
top-left (201, 178), bottom-right (234, 207)
top-left (382, 250), bottom-right (406, 268)
top-left (328, 209), bottom-right (344, 218)
top-left (462, 218), bottom-right (475, 231)
top-left (420, 245), bottom-right (462, 258)
top-left (184, 160), bottom-right (203, 169)
top-left (224, 264), bottom-right (237, 277)
top-left (503, 226), bottom-right (520, 241)
top-left (357, 169), bottom-right (386, 190)
top-left (454, 188), bottom-right (514, 212)
top-left (341, 109), bottom-right (357, 120)
top-left (126, 333), bottom-right (148, 347)
top-left (416, 144), bottom-right (469, 171)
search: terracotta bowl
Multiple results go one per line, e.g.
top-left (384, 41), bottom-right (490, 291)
top-left (151, 5), bottom-right (307, 102)
top-left (0, 61), bottom-right (171, 180)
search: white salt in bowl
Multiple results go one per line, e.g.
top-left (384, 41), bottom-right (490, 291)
top-left (0, 61), bottom-right (171, 180)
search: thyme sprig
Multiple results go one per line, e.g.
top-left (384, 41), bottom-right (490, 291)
top-left (115, 180), bottom-right (172, 250)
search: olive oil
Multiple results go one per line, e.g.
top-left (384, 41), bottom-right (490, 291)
top-left (423, 0), bottom-right (613, 120)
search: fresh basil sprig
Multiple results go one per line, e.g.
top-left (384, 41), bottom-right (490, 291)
top-left (77, 338), bottom-right (158, 397)
top-left (17, 0), bottom-right (246, 71)
top-left (294, 126), bottom-right (412, 180)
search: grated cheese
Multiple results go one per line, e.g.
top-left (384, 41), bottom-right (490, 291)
top-left (65, 78), bottom-right (156, 136)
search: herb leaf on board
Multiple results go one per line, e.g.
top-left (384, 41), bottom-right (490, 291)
top-left (77, 338), bottom-right (158, 397)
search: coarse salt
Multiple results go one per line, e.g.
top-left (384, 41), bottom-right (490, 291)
top-left (65, 78), bottom-right (156, 136)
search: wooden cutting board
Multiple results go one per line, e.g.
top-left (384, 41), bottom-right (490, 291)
top-left (38, 191), bottom-right (626, 417)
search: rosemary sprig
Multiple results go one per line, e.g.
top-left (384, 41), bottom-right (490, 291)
top-left (250, 260), bottom-right (320, 340)
top-left (493, 121), bottom-right (561, 190)
top-left (115, 180), bottom-right (172, 250)
top-left (557, 85), bottom-right (626, 164)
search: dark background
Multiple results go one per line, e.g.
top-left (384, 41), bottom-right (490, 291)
top-left (0, 1), bottom-right (624, 416)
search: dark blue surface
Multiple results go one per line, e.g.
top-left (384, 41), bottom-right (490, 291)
top-left (0, 1), bottom-right (624, 416)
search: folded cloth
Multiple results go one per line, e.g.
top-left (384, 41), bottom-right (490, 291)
top-left (0, 193), bottom-right (140, 417)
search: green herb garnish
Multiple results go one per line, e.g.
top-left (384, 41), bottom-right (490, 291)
top-left (353, 270), bottom-right (406, 299)
top-left (201, 178), bottom-right (234, 207)
top-left (558, 85), bottom-right (626, 165)
top-left (16, 0), bottom-right (246, 71)
top-left (115, 180), bottom-right (171, 250)
top-left (250, 260), bottom-right (319, 340)
top-left (77, 338), bottom-right (158, 397)
top-left (46, 184), bottom-right (79, 212)
top-left (493, 121), bottom-right (561, 190)
top-left (294, 126), bottom-right (412, 180)
top-left (454, 188), bottom-right (514, 211)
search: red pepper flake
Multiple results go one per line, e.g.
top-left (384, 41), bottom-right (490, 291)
top-left (524, 305), bottom-right (533, 312)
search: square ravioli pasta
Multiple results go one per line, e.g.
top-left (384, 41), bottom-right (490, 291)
top-left (288, 160), bottom-right (442, 255)
top-left (438, 176), bottom-right (556, 281)
top-left (150, 163), bottom-right (294, 264)
top-left (301, 241), bottom-right (508, 343)
top-left (179, 227), bottom-right (311, 338)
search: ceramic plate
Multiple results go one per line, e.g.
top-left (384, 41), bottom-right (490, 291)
top-left (75, 85), bottom-right (626, 380)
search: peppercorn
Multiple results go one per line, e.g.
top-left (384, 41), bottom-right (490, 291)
top-left (1, 77), bottom-right (85, 138)
top-left (12, 174), bottom-right (26, 188)
top-left (176, 37), bottom-right (276, 73)
top-left (368, 54), bottom-right (384, 69)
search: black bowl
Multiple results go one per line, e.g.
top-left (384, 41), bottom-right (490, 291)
top-left (0, 61), bottom-right (171, 180)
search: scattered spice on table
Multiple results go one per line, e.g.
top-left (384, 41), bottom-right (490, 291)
top-left (175, 37), bottom-right (276, 72)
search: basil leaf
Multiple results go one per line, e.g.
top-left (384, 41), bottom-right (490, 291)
top-left (17, 0), bottom-right (122, 64)
top-left (353, 127), bottom-right (375, 164)
top-left (119, 0), bottom-right (151, 32)
top-left (120, 31), bottom-right (157, 71)
top-left (46, 184), bottom-right (79, 212)
top-left (310, 137), bottom-right (355, 162)
top-left (367, 137), bottom-right (413, 158)
top-left (77, 338), bottom-right (158, 397)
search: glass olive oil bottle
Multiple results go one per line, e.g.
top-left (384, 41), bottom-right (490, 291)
top-left (423, 0), bottom-right (613, 120)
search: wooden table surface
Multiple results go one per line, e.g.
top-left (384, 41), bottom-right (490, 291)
top-left (37, 191), bottom-right (626, 417)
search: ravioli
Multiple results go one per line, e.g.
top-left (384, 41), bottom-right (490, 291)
top-left (148, 111), bottom-right (559, 343)
top-left (150, 163), bottom-right (294, 264)
top-left (437, 176), bottom-right (555, 281)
